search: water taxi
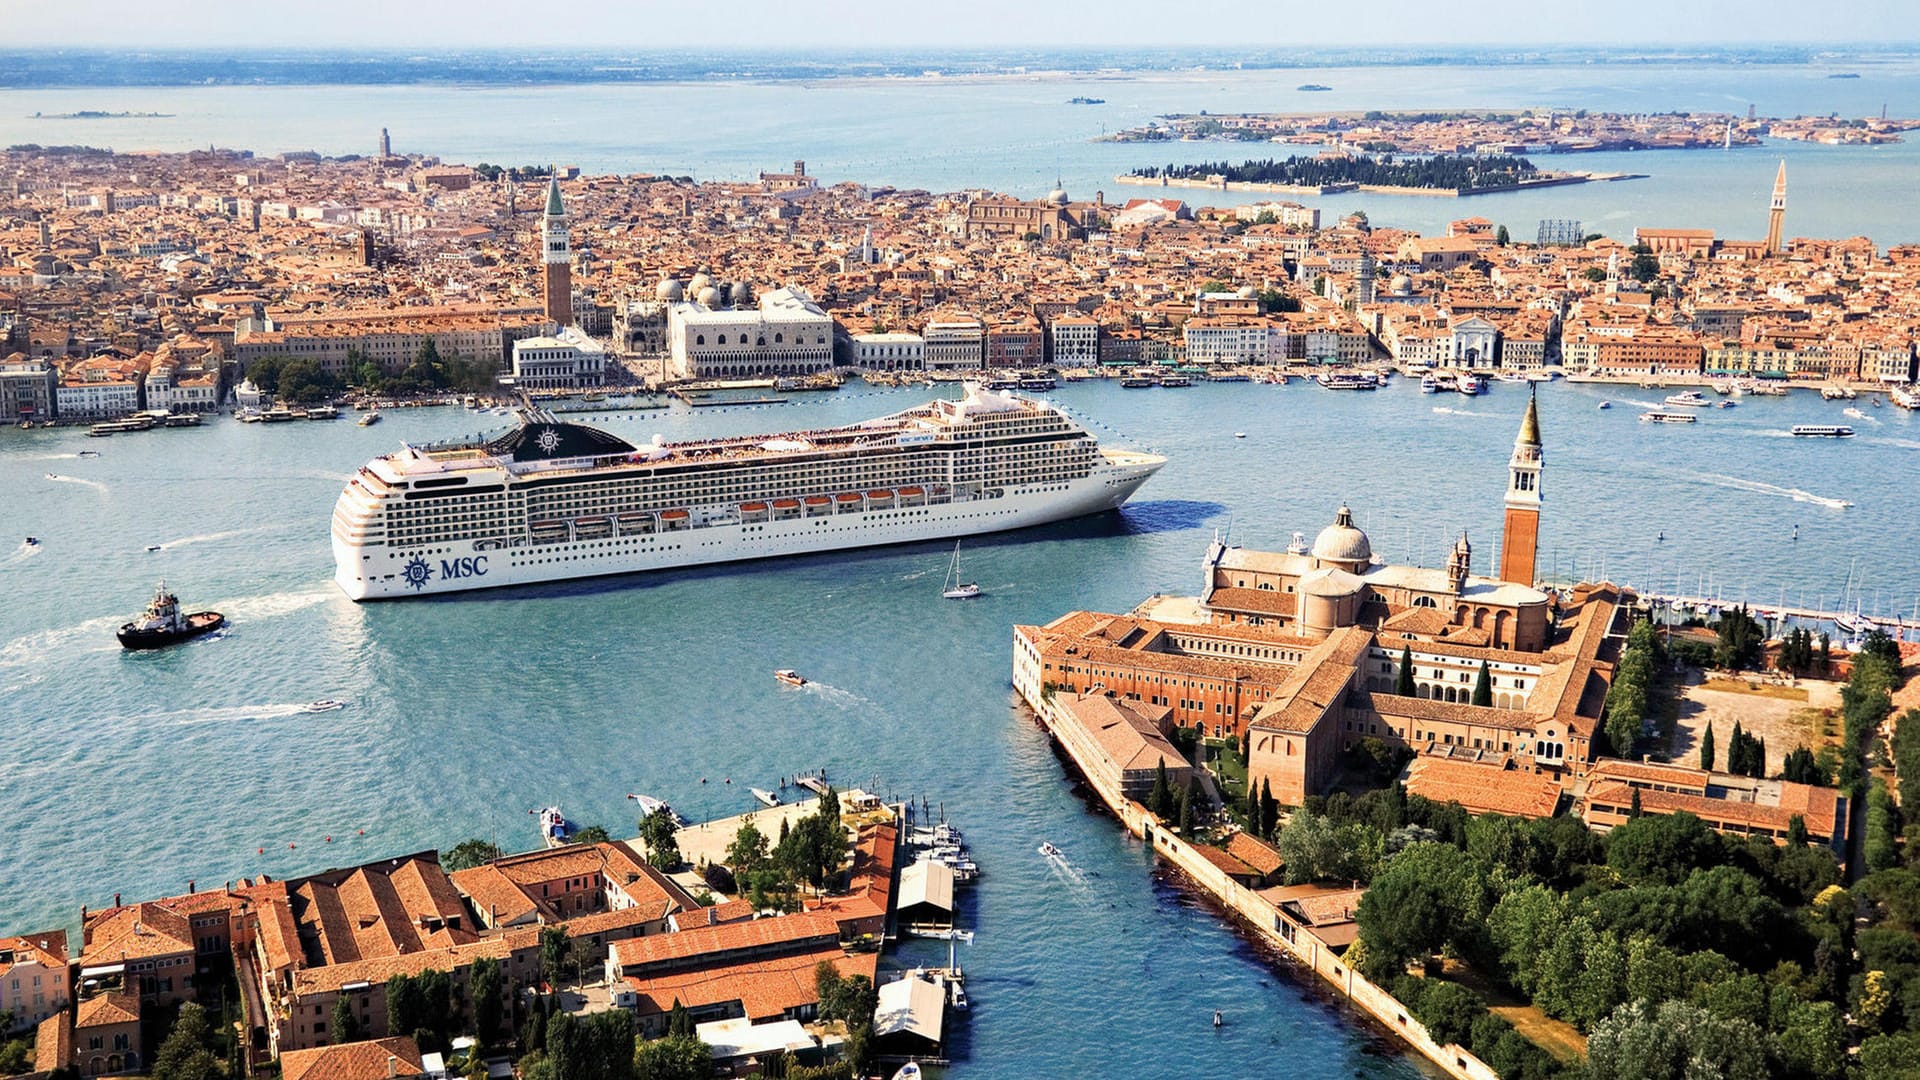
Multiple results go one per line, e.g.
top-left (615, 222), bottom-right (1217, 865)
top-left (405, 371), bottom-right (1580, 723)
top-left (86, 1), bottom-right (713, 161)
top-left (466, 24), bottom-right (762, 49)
top-left (303, 699), bottom-right (348, 713)
top-left (1640, 411), bottom-right (1698, 424)
top-left (1663, 391), bottom-right (1711, 408)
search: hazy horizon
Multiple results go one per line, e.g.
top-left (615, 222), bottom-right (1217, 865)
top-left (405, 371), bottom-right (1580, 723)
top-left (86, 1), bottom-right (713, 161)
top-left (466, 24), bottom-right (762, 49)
top-left (8, 0), bottom-right (1919, 50)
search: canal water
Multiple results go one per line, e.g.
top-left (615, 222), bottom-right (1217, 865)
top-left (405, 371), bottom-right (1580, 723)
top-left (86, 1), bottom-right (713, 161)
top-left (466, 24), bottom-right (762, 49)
top-left (3, 378), bottom-right (1914, 1075)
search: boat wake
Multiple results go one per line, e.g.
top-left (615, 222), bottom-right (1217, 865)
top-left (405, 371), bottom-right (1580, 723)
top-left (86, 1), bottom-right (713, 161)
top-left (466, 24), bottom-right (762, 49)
top-left (1868, 436), bottom-right (1920, 451)
top-left (21, 452), bottom-right (80, 461)
top-left (1430, 406), bottom-right (1499, 418)
top-left (1044, 852), bottom-right (1104, 910)
top-left (120, 701), bottom-right (315, 728)
top-left (216, 586), bottom-right (336, 621)
top-left (1842, 407), bottom-right (1877, 423)
top-left (1696, 473), bottom-right (1853, 510)
top-left (1, 541), bottom-right (44, 567)
top-left (44, 473), bottom-right (107, 493)
top-left (151, 525), bottom-right (277, 551)
top-left (0, 614), bottom-right (126, 668)
top-left (799, 680), bottom-right (873, 708)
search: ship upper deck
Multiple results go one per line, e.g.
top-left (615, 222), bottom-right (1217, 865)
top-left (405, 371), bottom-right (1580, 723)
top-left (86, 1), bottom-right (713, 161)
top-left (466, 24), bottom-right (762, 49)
top-left (362, 386), bottom-right (1083, 488)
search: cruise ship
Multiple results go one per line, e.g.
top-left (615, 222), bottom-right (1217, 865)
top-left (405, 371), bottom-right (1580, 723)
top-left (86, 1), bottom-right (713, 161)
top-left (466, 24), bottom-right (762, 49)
top-left (331, 385), bottom-right (1166, 599)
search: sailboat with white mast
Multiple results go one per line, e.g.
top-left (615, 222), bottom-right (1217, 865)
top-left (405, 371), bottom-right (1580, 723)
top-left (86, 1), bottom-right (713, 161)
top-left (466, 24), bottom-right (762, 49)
top-left (942, 540), bottom-right (981, 600)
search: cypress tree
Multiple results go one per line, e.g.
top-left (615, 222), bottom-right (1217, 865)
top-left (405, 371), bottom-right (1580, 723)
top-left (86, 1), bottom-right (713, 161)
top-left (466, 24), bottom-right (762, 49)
top-left (1730, 721), bottom-right (1746, 775)
top-left (1628, 787), bottom-right (1643, 819)
top-left (1259, 778), bottom-right (1278, 839)
top-left (1397, 645), bottom-right (1416, 696)
top-left (1471, 661), bottom-right (1493, 707)
top-left (1149, 761), bottom-right (1170, 818)
top-left (1700, 723), bottom-right (1716, 771)
top-left (1177, 784), bottom-right (1194, 836)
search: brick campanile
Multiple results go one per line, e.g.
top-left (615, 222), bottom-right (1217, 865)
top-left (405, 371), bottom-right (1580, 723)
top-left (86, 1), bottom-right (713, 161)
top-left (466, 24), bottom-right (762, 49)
top-left (541, 173), bottom-right (572, 326)
top-left (1499, 388), bottom-right (1543, 587)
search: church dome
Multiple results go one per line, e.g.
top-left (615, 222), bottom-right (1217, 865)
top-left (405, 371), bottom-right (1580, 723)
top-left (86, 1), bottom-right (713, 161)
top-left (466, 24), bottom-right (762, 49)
top-left (655, 278), bottom-right (683, 302)
top-left (1047, 187), bottom-right (1069, 205)
top-left (728, 281), bottom-right (753, 306)
top-left (1310, 503), bottom-right (1372, 564)
top-left (1300, 566), bottom-right (1365, 598)
top-left (696, 285), bottom-right (722, 308)
top-left (1389, 274), bottom-right (1413, 296)
top-left (689, 271), bottom-right (713, 293)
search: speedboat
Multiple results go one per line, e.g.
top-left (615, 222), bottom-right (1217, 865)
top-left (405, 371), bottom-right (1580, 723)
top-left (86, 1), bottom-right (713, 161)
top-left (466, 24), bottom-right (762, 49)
top-left (1233, 432), bottom-right (1247, 439)
top-left (23, 537), bottom-right (38, 546)
top-left (1664, 391), bottom-right (1711, 408)
top-left (303, 699), bottom-right (348, 713)
top-left (1597, 400), bottom-right (1612, 410)
top-left (77, 450), bottom-right (100, 457)
top-left (894, 1064), bottom-right (923, 1080)
top-left (751, 787), bottom-right (782, 808)
top-left (774, 669), bottom-right (808, 687)
top-left (357, 411), bottom-right (381, 427)
top-left (1038, 841), bottom-right (1065, 861)
top-left (145, 544), bottom-right (162, 552)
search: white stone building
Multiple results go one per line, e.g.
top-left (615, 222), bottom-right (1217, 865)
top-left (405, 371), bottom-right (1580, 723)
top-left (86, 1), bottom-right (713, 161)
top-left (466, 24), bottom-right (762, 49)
top-left (509, 326), bottom-right (606, 390)
top-left (922, 317), bottom-right (985, 371)
top-left (666, 286), bottom-right (835, 380)
top-left (1048, 314), bottom-right (1100, 366)
top-left (56, 380), bottom-right (140, 421)
top-left (849, 332), bottom-right (925, 371)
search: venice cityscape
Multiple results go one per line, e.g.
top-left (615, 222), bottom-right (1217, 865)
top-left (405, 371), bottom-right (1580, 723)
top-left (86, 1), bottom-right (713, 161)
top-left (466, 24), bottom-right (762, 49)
top-left (3, 6), bottom-right (1920, 1080)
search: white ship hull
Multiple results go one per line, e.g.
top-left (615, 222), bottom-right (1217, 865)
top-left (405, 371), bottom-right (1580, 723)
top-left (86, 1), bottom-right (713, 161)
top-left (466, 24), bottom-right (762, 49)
top-left (335, 457), bottom-right (1161, 600)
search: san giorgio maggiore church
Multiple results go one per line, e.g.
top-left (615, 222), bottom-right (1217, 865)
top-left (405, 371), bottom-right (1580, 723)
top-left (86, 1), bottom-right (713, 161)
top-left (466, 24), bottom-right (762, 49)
top-left (1014, 394), bottom-right (1631, 805)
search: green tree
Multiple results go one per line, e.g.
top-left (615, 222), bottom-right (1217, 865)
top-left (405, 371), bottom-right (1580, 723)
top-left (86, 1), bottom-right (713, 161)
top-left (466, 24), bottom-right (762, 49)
top-left (640, 808), bottom-right (681, 869)
top-left (1258, 778), bottom-right (1278, 839)
top-left (1148, 761), bottom-right (1171, 818)
top-left (152, 1002), bottom-right (222, 1080)
top-left (570, 824), bottom-right (612, 845)
top-left (1583, 266), bottom-right (1609, 283)
top-left (472, 956), bottom-right (506, 1044)
top-left (1471, 661), bottom-right (1492, 707)
top-left (442, 838), bottom-right (503, 871)
top-left (331, 995), bottom-right (361, 1044)
top-left (1177, 782), bottom-right (1194, 836)
top-left (1860, 1031), bottom-right (1920, 1080)
top-left (727, 820), bottom-right (769, 874)
top-left (667, 999), bottom-right (693, 1039)
top-left (1715, 605), bottom-right (1765, 670)
top-left (1357, 841), bottom-right (1490, 969)
top-left (1494, 224), bottom-right (1510, 246)
top-left (1605, 810), bottom-right (1722, 886)
top-left (1586, 1000), bottom-right (1767, 1080)
top-left (245, 354), bottom-right (287, 394)
top-left (1396, 645), bottom-right (1416, 696)
top-left (1700, 722), bottom-right (1715, 771)
top-left (540, 926), bottom-right (570, 988)
top-left (632, 1034), bottom-right (714, 1080)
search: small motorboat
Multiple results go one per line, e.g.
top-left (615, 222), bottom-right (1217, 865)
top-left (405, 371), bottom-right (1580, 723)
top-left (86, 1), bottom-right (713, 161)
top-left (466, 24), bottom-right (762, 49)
top-left (303, 699), bottom-right (347, 713)
top-left (774, 668), bottom-right (808, 687)
top-left (751, 787), bottom-right (782, 808)
top-left (23, 537), bottom-right (38, 546)
top-left (1233, 432), bottom-right (1247, 439)
top-left (77, 450), bottom-right (100, 457)
top-left (1597, 400), bottom-right (1612, 409)
top-left (893, 1065), bottom-right (923, 1080)
top-left (535, 805), bottom-right (572, 847)
top-left (45, 472), bottom-right (58, 480)
top-left (1038, 841), bottom-right (1065, 861)
top-left (357, 411), bottom-right (381, 427)
top-left (145, 544), bottom-right (162, 552)
top-left (1214, 1009), bottom-right (1225, 1028)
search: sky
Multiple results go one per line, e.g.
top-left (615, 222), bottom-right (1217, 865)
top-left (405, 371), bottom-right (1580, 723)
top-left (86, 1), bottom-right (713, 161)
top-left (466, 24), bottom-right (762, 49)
top-left (8, 0), bottom-right (1920, 50)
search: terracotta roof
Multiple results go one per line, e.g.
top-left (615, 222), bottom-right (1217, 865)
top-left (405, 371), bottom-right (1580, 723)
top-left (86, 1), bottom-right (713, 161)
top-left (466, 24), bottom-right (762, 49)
top-left (1404, 755), bottom-right (1563, 818)
top-left (612, 912), bottom-right (842, 974)
top-left (74, 992), bottom-right (140, 1028)
top-left (280, 1037), bottom-right (425, 1080)
top-left (1250, 626), bottom-right (1372, 734)
top-left (1190, 843), bottom-right (1257, 878)
top-left (80, 902), bottom-right (193, 964)
top-left (34, 1012), bottom-right (70, 1074)
top-left (1225, 832), bottom-right (1284, 875)
top-left (624, 945), bottom-right (876, 1023)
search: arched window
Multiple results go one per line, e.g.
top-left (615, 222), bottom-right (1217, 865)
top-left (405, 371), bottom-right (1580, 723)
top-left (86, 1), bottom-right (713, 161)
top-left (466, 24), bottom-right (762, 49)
top-left (716, 334), bottom-right (727, 345)
top-left (774, 333), bottom-right (784, 343)
top-left (1413, 595), bottom-right (1437, 608)
top-left (695, 334), bottom-right (705, 345)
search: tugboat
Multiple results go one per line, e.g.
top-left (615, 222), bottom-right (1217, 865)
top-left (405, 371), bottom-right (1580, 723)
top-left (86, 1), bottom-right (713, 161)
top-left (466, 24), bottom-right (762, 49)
top-left (116, 582), bottom-right (226, 649)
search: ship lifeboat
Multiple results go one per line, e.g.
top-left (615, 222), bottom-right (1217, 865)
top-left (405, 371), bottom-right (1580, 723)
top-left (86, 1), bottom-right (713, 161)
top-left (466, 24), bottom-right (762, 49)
top-left (741, 501), bottom-right (769, 513)
top-left (898, 485), bottom-right (926, 506)
top-left (834, 492), bottom-right (864, 514)
top-left (530, 519), bottom-right (568, 543)
top-left (659, 508), bottom-right (690, 531)
top-left (866, 489), bottom-right (894, 504)
top-left (803, 495), bottom-right (832, 516)
top-left (616, 511), bottom-right (654, 535)
top-left (574, 516), bottom-right (611, 538)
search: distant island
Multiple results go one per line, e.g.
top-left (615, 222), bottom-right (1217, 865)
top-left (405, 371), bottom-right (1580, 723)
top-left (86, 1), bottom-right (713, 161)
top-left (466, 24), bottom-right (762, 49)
top-left (1126, 152), bottom-right (1547, 193)
top-left (30, 110), bottom-right (172, 120)
top-left (1828, 72), bottom-right (1862, 79)
top-left (1296, 83), bottom-right (1333, 92)
top-left (1068, 96), bottom-right (1105, 105)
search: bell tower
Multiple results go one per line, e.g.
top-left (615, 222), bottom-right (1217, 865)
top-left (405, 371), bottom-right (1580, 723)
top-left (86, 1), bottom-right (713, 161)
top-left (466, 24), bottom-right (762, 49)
top-left (1764, 160), bottom-right (1786, 257)
top-left (541, 171), bottom-right (572, 326)
top-left (1499, 388), bottom-right (1543, 586)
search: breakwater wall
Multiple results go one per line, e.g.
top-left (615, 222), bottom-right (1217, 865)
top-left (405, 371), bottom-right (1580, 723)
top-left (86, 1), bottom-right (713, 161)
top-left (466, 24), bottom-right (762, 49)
top-left (1024, 688), bottom-right (1500, 1080)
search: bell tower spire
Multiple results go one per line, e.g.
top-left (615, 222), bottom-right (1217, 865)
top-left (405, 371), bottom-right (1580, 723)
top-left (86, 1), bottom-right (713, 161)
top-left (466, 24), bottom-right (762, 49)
top-left (1499, 387), bottom-right (1542, 586)
top-left (541, 168), bottom-right (572, 326)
